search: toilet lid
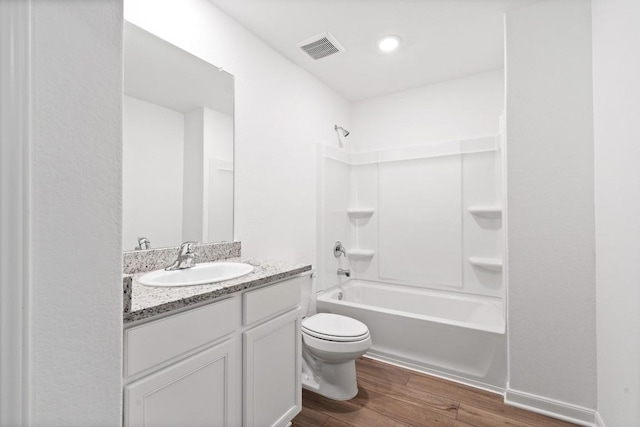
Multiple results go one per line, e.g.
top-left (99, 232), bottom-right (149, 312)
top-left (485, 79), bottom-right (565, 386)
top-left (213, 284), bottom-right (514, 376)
top-left (302, 313), bottom-right (369, 342)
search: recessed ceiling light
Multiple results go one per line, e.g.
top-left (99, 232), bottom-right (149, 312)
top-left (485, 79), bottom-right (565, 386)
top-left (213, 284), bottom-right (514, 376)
top-left (378, 35), bottom-right (401, 52)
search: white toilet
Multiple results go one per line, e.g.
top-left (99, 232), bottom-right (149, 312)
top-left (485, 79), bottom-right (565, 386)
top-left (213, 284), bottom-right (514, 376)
top-left (301, 312), bottom-right (372, 400)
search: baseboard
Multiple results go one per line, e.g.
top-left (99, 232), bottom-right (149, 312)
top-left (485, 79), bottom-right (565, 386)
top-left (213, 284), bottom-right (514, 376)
top-left (364, 352), bottom-right (505, 395)
top-left (505, 387), bottom-right (596, 426)
top-left (594, 411), bottom-right (606, 427)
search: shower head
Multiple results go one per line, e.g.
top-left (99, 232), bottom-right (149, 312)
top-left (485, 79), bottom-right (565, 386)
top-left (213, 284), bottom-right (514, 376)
top-left (334, 125), bottom-right (350, 137)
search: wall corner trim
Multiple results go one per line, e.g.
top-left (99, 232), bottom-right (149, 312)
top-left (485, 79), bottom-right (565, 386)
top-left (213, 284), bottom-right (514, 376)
top-left (504, 388), bottom-right (596, 426)
top-left (594, 411), bottom-right (606, 427)
top-left (0, 0), bottom-right (33, 425)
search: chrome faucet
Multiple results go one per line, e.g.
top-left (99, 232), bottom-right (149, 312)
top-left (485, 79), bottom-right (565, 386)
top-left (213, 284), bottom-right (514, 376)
top-left (335, 242), bottom-right (350, 277)
top-left (135, 237), bottom-right (151, 250)
top-left (334, 241), bottom-right (347, 258)
top-left (337, 268), bottom-right (351, 277)
top-left (165, 241), bottom-right (197, 271)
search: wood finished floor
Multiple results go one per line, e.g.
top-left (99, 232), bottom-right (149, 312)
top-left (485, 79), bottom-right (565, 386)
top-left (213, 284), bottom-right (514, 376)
top-left (292, 357), bottom-right (576, 427)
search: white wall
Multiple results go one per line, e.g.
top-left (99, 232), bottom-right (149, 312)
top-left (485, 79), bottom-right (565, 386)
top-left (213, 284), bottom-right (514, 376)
top-left (125, 0), bottom-right (351, 265)
top-left (31, 0), bottom-right (123, 424)
top-left (123, 96), bottom-right (184, 249)
top-left (183, 108), bottom-right (206, 241)
top-left (182, 107), bottom-right (234, 243)
top-left (208, 159), bottom-right (234, 242)
top-left (123, 98), bottom-right (233, 247)
top-left (203, 108), bottom-right (233, 242)
top-left (203, 108), bottom-right (233, 162)
top-left (592, 0), bottom-right (640, 424)
top-left (351, 69), bottom-right (504, 152)
top-left (505, 0), bottom-right (597, 418)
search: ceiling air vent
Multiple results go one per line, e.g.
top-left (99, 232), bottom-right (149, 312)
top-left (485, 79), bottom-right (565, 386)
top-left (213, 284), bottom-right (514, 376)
top-left (298, 32), bottom-right (345, 60)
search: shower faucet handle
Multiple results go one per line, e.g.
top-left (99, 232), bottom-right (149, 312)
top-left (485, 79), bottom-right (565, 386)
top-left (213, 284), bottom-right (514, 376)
top-left (334, 241), bottom-right (347, 258)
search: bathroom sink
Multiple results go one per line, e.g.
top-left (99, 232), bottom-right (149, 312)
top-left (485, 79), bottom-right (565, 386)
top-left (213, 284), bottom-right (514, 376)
top-left (137, 262), bottom-right (254, 287)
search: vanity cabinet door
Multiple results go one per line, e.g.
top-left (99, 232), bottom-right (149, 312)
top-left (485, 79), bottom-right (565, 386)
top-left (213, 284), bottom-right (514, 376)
top-left (124, 338), bottom-right (238, 427)
top-left (243, 307), bottom-right (302, 427)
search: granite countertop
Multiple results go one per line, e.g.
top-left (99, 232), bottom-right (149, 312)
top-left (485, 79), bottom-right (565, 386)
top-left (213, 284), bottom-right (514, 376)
top-left (123, 257), bottom-right (312, 324)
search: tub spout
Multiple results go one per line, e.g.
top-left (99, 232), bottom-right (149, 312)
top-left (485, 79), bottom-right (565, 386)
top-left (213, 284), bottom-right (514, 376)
top-left (337, 268), bottom-right (351, 277)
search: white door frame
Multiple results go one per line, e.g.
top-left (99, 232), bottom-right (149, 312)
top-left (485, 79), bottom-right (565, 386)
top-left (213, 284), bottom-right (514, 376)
top-left (0, 0), bottom-right (33, 424)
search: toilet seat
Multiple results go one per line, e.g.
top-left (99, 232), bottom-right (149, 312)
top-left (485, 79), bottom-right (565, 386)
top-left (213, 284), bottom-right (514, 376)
top-left (302, 313), bottom-right (369, 342)
top-left (302, 330), bottom-right (371, 356)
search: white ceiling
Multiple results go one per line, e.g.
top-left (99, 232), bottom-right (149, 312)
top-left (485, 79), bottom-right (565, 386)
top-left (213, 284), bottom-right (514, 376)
top-left (124, 22), bottom-right (234, 115)
top-left (208, 0), bottom-right (531, 102)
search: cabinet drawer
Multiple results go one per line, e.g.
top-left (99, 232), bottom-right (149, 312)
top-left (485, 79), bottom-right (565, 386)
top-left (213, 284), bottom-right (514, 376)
top-left (243, 276), bottom-right (303, 326)
top-left (125, 297), bottom-right (239, 378)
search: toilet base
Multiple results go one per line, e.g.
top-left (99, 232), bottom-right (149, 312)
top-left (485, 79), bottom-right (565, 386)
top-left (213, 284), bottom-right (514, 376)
top-left (302, 355), bottom-right (358, 400)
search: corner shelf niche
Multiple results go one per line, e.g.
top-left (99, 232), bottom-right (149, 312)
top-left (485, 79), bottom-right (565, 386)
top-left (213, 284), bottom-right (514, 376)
top-left (347, 208), bottom-right (375, 220)
top-left (347, 249), bottom-right (375, 261)
top-left (468, 206), bottom-right (502, 219)
top-left (469, 257), bottom-right (503, 271)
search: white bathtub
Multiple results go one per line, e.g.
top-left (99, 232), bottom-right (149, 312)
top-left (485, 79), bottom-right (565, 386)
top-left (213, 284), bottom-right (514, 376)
top-left (316, 279), bottom-right (507, 391)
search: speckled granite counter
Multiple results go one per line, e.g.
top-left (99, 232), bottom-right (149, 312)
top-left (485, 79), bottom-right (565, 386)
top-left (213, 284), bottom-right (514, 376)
top-left (123, 257), bottom-right (311, 324)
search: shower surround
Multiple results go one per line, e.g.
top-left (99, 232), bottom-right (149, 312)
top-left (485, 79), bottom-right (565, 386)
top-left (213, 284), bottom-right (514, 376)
top-left (316, 132), bottom-right (506, 389)
top-left (315, 69), bottom-right (506, 389)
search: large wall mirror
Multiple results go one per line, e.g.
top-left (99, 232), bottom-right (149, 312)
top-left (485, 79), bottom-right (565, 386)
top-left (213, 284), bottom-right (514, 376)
top-left (123, 22), bottom-right (234, 251)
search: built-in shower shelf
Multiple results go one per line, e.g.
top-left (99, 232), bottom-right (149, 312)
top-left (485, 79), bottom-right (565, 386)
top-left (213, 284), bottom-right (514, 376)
top-left (468, 206), bottom-right (502, 219)
top-left (347, 208), bottom-right (375, 219)
top-left (347, 249), bottom-right (375, 261)
top-left (469, 257), bottom-right (503, 271)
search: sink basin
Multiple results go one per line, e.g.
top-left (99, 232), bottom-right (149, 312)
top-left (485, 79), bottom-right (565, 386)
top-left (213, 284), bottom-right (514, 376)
top-left (137, 262), bottom-right (254, 287)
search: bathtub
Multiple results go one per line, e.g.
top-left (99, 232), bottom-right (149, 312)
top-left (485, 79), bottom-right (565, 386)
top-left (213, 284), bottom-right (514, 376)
top-left (316, 279), bottom-right (507, 391)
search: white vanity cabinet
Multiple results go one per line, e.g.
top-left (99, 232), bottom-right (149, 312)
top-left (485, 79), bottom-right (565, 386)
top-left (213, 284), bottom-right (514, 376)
top-left (242, 276), bottom-right (303, 427)
top-left (123, 297), bottom-right (242, 427)
top-left (125, 338), bottom-right (238, 427)
top-left (123, 274), bottom-right (306, 427)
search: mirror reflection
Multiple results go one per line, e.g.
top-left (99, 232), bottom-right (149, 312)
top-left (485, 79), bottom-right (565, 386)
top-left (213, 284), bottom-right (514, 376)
top-left (123, 22), bottom-right (234, 251)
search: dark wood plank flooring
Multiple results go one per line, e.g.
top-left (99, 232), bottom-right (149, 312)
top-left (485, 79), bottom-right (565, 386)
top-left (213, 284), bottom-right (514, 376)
top-left (292, 357), bottom-right (576, 427)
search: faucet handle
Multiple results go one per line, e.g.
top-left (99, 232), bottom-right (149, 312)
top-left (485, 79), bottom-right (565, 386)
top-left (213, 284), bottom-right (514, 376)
top-left (135, 237), bottom-right (150, 250)
top-left (180, 241), bottom-right (197, 255)
top-left (334, 241), bottom-right (347, 258)
top-left (165, 242), bottom-right (199, 271)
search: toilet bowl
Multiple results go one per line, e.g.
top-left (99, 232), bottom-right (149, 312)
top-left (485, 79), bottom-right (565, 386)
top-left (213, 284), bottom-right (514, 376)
top-left (301, 312), bottom-right (372, 400)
